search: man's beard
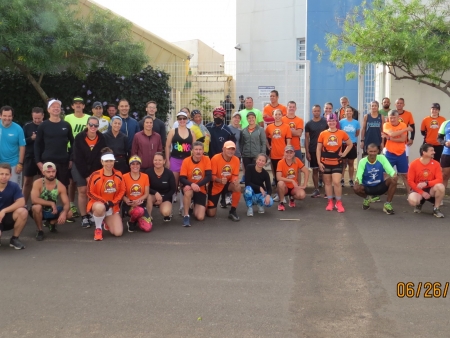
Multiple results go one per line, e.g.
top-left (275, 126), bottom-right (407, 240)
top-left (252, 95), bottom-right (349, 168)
top-left (46, 177), bottom-right (56, 181)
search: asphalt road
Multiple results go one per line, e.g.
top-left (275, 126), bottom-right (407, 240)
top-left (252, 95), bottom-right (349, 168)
top-left (1, 189), bottom-right (449, 338)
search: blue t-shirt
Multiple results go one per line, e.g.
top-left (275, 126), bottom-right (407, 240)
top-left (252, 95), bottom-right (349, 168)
top-left (339, 119), bottom-right (360, 143)
top-left (0, 122), bottom-right (26, 166)
top-left (0, 181), bottom-right (23, 211)
top-left (356, 155), bottom-right (395, 187)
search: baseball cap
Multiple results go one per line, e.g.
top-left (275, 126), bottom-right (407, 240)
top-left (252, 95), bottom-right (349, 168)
top-left (72, 96), bottom-right (85, 104)
top-left (232, 111), bottom-right (241, 118)
top-left (431, 103), bottom-right (440, 110)
top-left (239, 95), bottom-right (244, 99)
top-left (176, 111), bottom-right (188, 118)
top-left (246, 111), bottom-right (256, 118)
top-left (129, 155), bottom-right (142, 164)
top-left (213, 107), bottom-right (226, 117)
top-left (191, 109), bottom-right (201, 118)
top-left (47, 99), bottom-right (62, 109)
top-left (42, 162), bottom-right (56, 171)
top-left (285, 145), bottom-right (295, 152)
top-left (223, 141), bottom-right (236, 149)
top-left (92, 101), bottom-right (102, 109)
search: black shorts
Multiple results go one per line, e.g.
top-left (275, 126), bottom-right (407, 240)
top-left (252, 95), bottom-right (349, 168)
top-left (207, 182), bottom-right (229, 209)
top-left (440, 154), bottom-right (450, 168)
top-left (322, 163), bottom-right (343, 174)
top-left (364, 181), bottom-right (389, 196)
top-left (193, 192), bottom-right (207, 207)
top-left (50, 162), bottom-right (70, 187)
top-left (151, 193), bottom-right (172, 203)
top-left (0, 212), bottom-right (15, 232)
top-left (433, 145), bottom-right (444, 162)
top-left (309, 151), bottom-right (319, 168)
top-left (417, 188), bottom-right (436, 205)
top-left (343, 143), bottom-right (357, 160)
top-left (23, 157), bottom-right (41, 177)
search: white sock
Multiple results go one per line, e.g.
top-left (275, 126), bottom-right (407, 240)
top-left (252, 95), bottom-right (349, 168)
top-left (93, 215), bottom-right (105, 230)
top-left (179, 191), bottom-right (184, 209)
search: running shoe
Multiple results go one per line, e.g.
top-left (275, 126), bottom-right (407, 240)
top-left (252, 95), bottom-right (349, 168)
top-left (48, 223), bottom-right (58, 233)
top-left (88, 215), bottom-right (95, 227)
top-left (220, 198), bottom-right (227, 208)
top-left (10, 237), bottom-right (25, 249)
top-left (362, 197), bottom-right (371, 210)
top-left (225, 195), bottom-right (232, 206)
top-left (183, 215), bottom-right (191, 227)
top-left (127, 221), bottom-right (137, 232)
top-left (311, 189), bottom-right (321, 198)
top-left (326, 199), bottom-right (334, 211)
top-left (36, 230), bottom-right (44, 241)
top-left (278, 203), bottom-right (285, 211)
top-left (178, 208), bottom-right (183, 215)
top-left (349, 179), bottom-right (354, 187)
top-left (163, 216), bottom-right (172, 222)
top-left (369, 196), bottom-right (380, 203)
top-left (383, 202), bottom-right (395, 215)
top-left (81, 217), bottom-right (91, 228)
top-left (94, 228), bottom-right (103, 241)
top-left (273, 194), bottom-right (280, 202)
top-left (247, 207), bottom-right (254, 217)
top-left (103, 221), bottom-right (110, 231)
top-left (289, 198), bottom-right (295, 208)
top-left (318, 179), bottom-right (324, 188)
top-left (433, 208), bottom-right (444, 218)
top-left (335, 200), bottom-right (345, 213)
top-left (414, 204), bottom-right (422, 213)
top-left (228, 210), bottom-right (240, 222)
top-left (341, 178), bottom-right (345, 187)
top-left (257, 205), bottom-right (265, 214)
top-left (70, 205), bottom-right (80, 218)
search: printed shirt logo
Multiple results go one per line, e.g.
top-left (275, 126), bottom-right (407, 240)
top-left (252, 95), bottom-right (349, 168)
top-left (430, 120), bottom-right (439, 129)
top-left (192, 167), bottom-right (203, 180)
top-left (289, 122), bottom-right (295, 128)
top-left (327, 135), bottom-right (338, 146)
top-left (272, 128), bottom-right (282, 139)
top-left (368, 167), bottom-right (381, 185)
top-left (221, 164), bottom-right (232, 177)
top-left (62, 128), bottom-right (67, 130)
top-left (399, 117), bottom-right (404, 123)
top-left (286, 168), bottom-right (296, 179)
top-left (74, 124), bottom-right (85, 133)
top-left (173, 142), bottom-right (192, 153)
top-left (104, 180), bottom-right (117, 193)
top-left (422, 169), bottom-right (430, 179)
top-left (130, 184), bottom-right (142, 197)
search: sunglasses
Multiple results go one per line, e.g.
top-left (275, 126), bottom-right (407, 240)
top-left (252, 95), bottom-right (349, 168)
top-left (88, 123), bottom-right (99, 128)
top-left (130, 162), bottom-right (140, 165)
top-left (94, 107), bottom-right (103, 109)
top-left (177, 117), bottom-right (187, 120)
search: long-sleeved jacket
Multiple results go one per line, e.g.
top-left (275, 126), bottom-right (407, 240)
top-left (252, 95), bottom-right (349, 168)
top-left (240, 125), bottom-right (266, 158)
top-left (205, 122), bottom-right (236, 157)
top-left (131, 131), bottom-right (162, 169)
top-left (73, 130), bottom-right (107, 179)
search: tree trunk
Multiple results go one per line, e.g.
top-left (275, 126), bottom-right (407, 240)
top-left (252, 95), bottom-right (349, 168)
top-left (15, 64), bottom-right (48, 104)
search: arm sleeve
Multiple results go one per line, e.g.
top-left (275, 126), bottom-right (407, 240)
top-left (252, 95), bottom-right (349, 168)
top-left (112, 176), bottom-right (127, 205)
top-left (259, 129), bottom-right (266, 153)
top-left (379, 156), bottom-right (396, 177)
top-left (428, 164), bottom-right (444, 187)
top-left (244, 165), bottom-right (261, 192)
top-left (264, 170), bottom-right (272, 195)
top-left (67, 125), bottom-right (74, 157)
top-left (355, 157), bottom-right (367, 183)
top-left (131, 135), bottom-right (139, 157)
top-left (410, 123), bottom-right (415, 140)
top-left (86, 175), bottom-right (107, 204)
top-left (167, 170), bottom-right (177, 197)
top-left (407, 162), bottom-right (423, 195)
top-left (179, 175), bottom-right (190, 186)
top-left (34, 125), bottom-right (44, 163)
top-left (196, 170), bottom-right (212, 187)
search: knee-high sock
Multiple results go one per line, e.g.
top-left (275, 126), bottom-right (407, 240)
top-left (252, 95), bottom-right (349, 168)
top-left (231, 191), bottom-right (241, 208)
top-left (94, 215), bottom-right (105, 230)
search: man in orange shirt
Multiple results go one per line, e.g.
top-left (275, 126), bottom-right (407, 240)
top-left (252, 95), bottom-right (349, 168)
top-left (263, 90), bottom-right (287, 124)
top-left (383, 110), bottom-right (413, 193)
top-left (395, 98), bottom-right (415, 160)
top-left (407, 143), bottom-right (445, 217)
top-left (420, 103), bottom-right (446, 161)
top-left (207, 141), bottom-right (241, 221)
top-left (282, 101), bottom-right (304, 161)
top-left (180, 141), bottom-right (212, 227)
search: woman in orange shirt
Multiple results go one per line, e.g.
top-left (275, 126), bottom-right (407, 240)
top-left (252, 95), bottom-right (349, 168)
top-left (87, 147), bottom-right (126, 241)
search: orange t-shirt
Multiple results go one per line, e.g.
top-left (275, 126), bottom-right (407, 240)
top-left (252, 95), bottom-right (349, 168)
top-left (85, 135), bottom-right (98, 151)
top-left (210, 153), bottom-right (240, 195)
top-left (123, 172), bottom-right (150, 201)
top-left (407, 158), bottom-right (443, 194)
top-left (180, 155), bottom-right (212, 194)
top-left (86, 168), bottom-right (126, 213)
top-left (265, 123), bottom-right (292, 159)
top-left (263, 104), bottom-right (287, 118)
top-left (317, 129), bottom-right (349, 165)
top-left (383, 121), bottom-right (407, 155)
top-left (420, 116), bottom-right (446, 145)
top-left (282, 116), bottom-right (304, 150)
top-left (276, 158), bottom-right (305, 189)
top-left (398, 110), bottom-right (414, 126)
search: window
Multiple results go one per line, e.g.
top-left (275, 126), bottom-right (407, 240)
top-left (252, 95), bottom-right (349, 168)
top-left (297, 38), bottom-right (306, 70)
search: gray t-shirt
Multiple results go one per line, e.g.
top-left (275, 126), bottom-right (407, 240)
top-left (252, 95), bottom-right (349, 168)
top-left (228, 124), bottom-right (241, 157)
top-left (305, 118), bottom-right (328, 153)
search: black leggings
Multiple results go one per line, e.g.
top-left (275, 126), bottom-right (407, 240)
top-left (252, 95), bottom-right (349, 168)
top-left (242, 157), bottom-right (255, 173)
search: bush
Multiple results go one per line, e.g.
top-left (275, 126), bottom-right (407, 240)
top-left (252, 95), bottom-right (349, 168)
top-left (0, 66), bottom-right (171, 125)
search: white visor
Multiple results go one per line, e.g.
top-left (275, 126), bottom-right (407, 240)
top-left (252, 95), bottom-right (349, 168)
top-left (101, 153), bottom-right (116, 161)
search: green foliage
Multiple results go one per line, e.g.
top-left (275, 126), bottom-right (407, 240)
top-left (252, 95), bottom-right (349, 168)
top-left (0, 0), bottom-right (148, 102)
top-left (0, 66), bottom-right (171, 125)
top-left (320, 0), bottom-right (450, 96)
top-left (189, 92), bottom-right (214, 122)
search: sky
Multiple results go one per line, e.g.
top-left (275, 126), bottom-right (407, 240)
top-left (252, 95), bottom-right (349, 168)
top-left (94, 0), bottom-right (236, 62)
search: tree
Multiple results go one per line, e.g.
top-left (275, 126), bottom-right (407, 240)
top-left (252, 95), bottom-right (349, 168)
top-left (0, 0), bottom-right (148, 103)
top-left (319, 0), bottom-right (450, 97)
top-left (189, 92), bottom-right (214, 122)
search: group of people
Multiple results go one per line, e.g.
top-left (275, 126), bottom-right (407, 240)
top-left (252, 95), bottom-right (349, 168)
top-left (0, 92), bottom-right (447, 250)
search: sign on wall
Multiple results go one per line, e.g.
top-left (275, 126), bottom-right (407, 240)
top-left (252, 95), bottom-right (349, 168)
top-left (258, 86), bottom-right (275, 97)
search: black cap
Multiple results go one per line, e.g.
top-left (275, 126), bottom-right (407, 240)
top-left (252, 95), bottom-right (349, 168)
top-left (239, 95), bottom-right (244, 99)
top-left (431, 103), bottom-right (440, 110)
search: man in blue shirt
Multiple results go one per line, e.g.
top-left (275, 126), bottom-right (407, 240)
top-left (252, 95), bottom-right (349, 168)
top-left (116, 99), bottom-right (140, 152)
top-left (0, 106), bottom-right (26, 186)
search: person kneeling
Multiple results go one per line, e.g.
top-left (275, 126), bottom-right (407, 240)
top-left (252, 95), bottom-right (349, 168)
top-left (87, 148), bottom-right (126, 241)
top-left (244, 153), bottom-right (273, 216)
top-left (31, 162), bottom-right (72, 240)
top-left (276, 146), bottom-right (309, 211)
top-left (353, 143), bottom-right (398, 214)
top-left (407, 143), bottom-right (445, 218)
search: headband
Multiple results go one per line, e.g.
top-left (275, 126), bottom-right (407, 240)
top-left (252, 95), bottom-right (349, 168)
top-left (101, 153), bottom-right (115, 161)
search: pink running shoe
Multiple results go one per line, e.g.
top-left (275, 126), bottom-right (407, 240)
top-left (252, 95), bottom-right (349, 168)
top-left (335, 200), bottom-right (345, 213)
top-left (326, 199), bottom-right (334, 211)
top-left (103, 221), bottom-right (110, 231)
top-left (278, 203), bottom-right (285, 211)
top-left (288, 198), bottom-right (295, 208)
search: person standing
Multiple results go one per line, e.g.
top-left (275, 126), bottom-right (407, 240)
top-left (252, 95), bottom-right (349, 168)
top-left (421, 103), bottom-right (446, 162)
top-left (305, 105), bottom-right (328, 198)
top-left (379, 97), bottom-right (391, 121)
top-left (22, 107), bottom-right (45, 205)
top-left (323, 102), bottom-right (340, 129)
top-left (395, 98), bottom-right (415, 160)
top-left (239, 97), bottom-right (264, 129)
top-left (0, 163), bottom-right (28, 250)
top-left (206, 107), bottom-right (236, 158)
top-left (282, 101), bottom-right (304, 161)
top-left (116, 99), bottom-right (140, 152)
top-left (360, 101), bottom-right (383, 155)
top-left (228, 112), bottom-right (242, 188)
top-left (335, 96), bottom-right (358, 120)
top-left (0, 106), bottom-right (26, 186)
top-left (238, 95), bottom-right (245, 111)
top-left (222, 95), bottom-right (235, 124)
top-left (107, 104), bottom-right (117, 118)
top-left (104, 116), bottom-right (129, 174)
top-left (263, 90), bottom-right (287, 124)
top-left (139, 101), bottom-right (167, 147)
top-left (132, 116), bottom-right (163, 171)
top-left (90, 101), bottom-right (110, 134)
top-left (190, 110), bottom-right (211, 155)
top-left (339, 106), bottom-right (360, 187)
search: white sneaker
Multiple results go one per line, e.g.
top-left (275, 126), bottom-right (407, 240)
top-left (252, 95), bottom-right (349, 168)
top-left (257, 205), bottom-right (265, 214)
top-left (225, 196), bottom-right (232, 205)
top-left (273, 194), bottom-right (279, 202)
top-left (247, 207), bottom-right (253, 217)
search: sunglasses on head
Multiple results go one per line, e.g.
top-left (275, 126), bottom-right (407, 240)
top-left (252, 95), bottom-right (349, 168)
top-left (88, 123), bottom-right (99, 128)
